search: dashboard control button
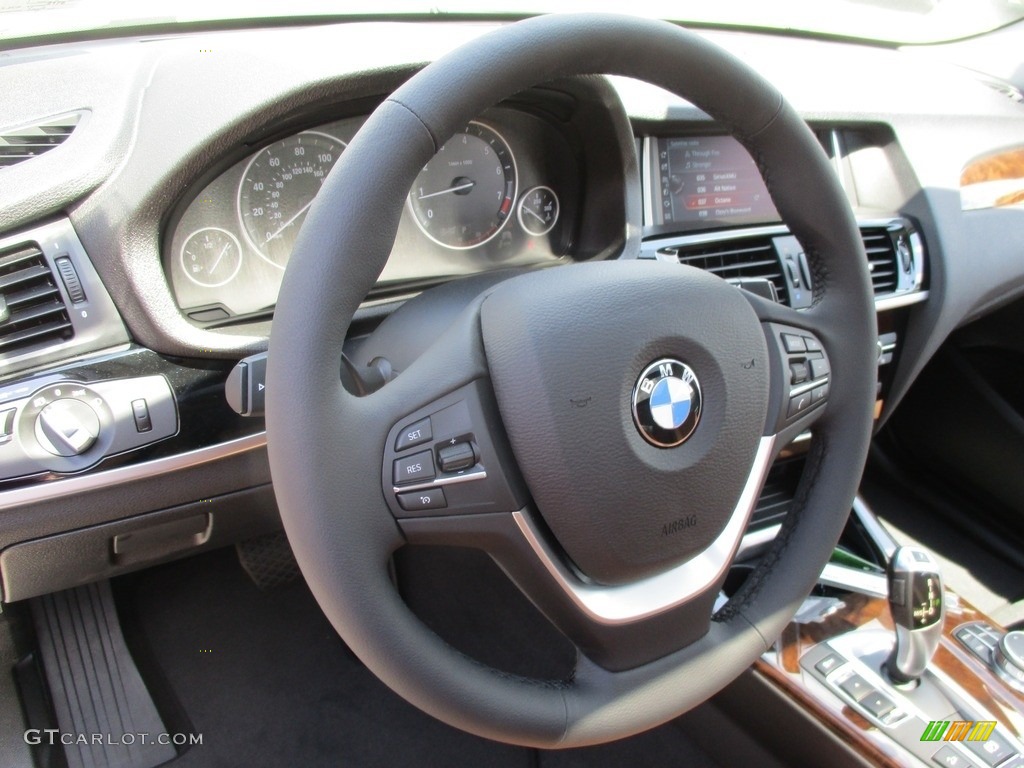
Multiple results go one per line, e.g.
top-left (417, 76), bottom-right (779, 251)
top-left (393, 450), bottom-right (435, 486)
top-left (809, 357), bottom-right (830, 380)
top-left (131, 399), bottom-right (152, 433)
top-left (35, 399), bottom-right (101, 456)
top-left (437, 441), bottom-right (476, 473)
top-left (814, 652), bottom-right (845, 676)
top-left (395, 417), bottom-right (432, 452)
top-left (397, 487), bottom-right (447, 512)
top-left (811, 383), bottom-right (829, 403)
top-left (837, 673), bottom-right (873, 702)
top-left (782, 333), bottom-right (806, 353)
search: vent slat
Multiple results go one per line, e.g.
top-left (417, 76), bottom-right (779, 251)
top-left (0, 243), bottom-right (74, 356)
top-left (673, 235), bottom-right (789, 305)
top-left (0, 319), bottom-right (73, 351)
top-left (0, 113), bottom-right (80, 170)
top-left (860, 227), bottom-right (901, 297)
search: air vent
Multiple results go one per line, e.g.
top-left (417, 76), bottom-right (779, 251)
top-left (662, 236), bottom-right (788, 305)
top-left (0, 112), bottom-right (81, 170)
top-left (0, 245), bottom-right (73, 355)
top-left (860, 228), bottom-right (899, 296)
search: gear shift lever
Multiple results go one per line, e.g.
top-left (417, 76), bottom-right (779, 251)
top-left (886, 546), bottom-right (944, 684)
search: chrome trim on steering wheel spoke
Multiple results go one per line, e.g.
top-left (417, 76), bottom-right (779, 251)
top-left (511, 434), bottom-right (777, 625)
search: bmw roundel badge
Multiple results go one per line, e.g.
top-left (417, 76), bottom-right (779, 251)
top-left (631, 359), bottom-right (702, 448)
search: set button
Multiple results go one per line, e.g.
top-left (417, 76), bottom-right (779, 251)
top-left (395, 417), bottom-right (432, 451)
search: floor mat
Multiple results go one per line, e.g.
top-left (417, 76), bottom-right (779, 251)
top-left (116, 548), bottom-right (719, 768)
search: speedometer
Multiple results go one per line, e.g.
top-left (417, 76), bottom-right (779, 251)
top-left (408, 121), bottom-right (517, 250)
top-left (237, 131), bottom-right (346, 269)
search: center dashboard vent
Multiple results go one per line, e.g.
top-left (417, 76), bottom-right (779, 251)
top-left (0, 244), bottom-right (74, 355)
top-left (659, 236), bottom-right (789, 306)
top-left (0, 112), bottom-right (82, 170)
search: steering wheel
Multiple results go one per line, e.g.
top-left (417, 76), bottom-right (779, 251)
top-left (266, 13), bottom-right (876, 748)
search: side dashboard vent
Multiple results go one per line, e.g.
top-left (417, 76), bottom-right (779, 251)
top-left (860, 228), bottom-right (899, 296)
top-left (0, 245), bottom-right (74, 355)
top-left (0, 112), bottom-right (82, 170)
top-left (662, 236), bottom-right (788, 305)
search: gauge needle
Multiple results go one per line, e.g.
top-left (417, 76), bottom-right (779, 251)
top-left (418, 180), bottom-right (475, 200)
top-left (264, 200), bottom-right (314, 244)
top-left (523, 206), bottom-right (548, 225)
top-left (208, 242), bottom-right (231, 274)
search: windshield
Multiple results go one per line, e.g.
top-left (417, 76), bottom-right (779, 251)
top-left (1, 0), bottom-right (1023, 46)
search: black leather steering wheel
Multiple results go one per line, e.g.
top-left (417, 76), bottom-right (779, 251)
top-left (266, 13), bottom-right (877, 748)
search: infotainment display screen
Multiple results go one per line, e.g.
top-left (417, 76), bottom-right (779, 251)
top-left (647, 136), bottom-right (780, 231)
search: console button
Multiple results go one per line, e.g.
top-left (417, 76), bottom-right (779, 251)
top-left (963, 730), bottom-right (1016, 767)
top-left (397, 487), bottom-right (447, 512)
top-left (814, 652), bottom-right (845, 676)
top-left (860, 691), bottom-right (895, 719)
top-left (932, 745), bottom-right (976, 768)
top-left (837, 673), bottom-right (873, 702)
top-left (393, 450), bottom-right (435, 486)
top-left (437, 441), bottom-right (476, 473)
top-left (395, 417), bottom-right (431, 451)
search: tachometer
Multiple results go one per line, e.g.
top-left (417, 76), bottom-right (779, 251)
top-left (238, 131), bottom-right (346, 268)
top-left (408, 121), bottom-right (517, 250)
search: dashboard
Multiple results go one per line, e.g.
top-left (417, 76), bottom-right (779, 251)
top-left (167, 107), bottom-right (578, 324)
top-left (0, 18), bottom-right (1021, 604)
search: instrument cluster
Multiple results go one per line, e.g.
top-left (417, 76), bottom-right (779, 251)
top-left (166, 107), bottom-right (577, 324)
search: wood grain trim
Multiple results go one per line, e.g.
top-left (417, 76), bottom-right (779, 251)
top-left (756, 589), bottom-right (1024, 768)
top-left (961, 148), bottom-right (1024, 187)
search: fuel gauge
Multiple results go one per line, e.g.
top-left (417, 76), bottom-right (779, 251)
top-left (180, 227), bottom-right (243, 288)
top-left (517, 185), bottom-right (559, 237)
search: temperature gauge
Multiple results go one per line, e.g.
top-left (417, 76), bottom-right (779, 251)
top-left (180, 227), bottom-right (243, 288)
top-left (517, 185), bottom-right (559, 236)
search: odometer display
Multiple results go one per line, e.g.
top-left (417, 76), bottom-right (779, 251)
top-left (408, 122), bottom-right (517, 250)
top-left (238, 131), bottom-right (346, 268)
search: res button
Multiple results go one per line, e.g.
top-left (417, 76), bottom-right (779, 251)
top-left (393, 450), bottom-right (435, 486)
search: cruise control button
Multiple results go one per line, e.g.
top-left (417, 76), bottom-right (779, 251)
top-left (437, 441), bottom-right (476, 473)
top-left (393, 450), bottom-right (435, 486)
top-left (397, 487), bottom-right (447, 512)
top-left (395, 417), bottom-right (432, 451)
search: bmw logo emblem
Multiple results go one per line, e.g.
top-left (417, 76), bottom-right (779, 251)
top-left (631, 359), bottom-right (702, 448)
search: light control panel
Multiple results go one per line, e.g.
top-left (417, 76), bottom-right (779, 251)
top-left (0, 374), bottom-right (177, 480)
